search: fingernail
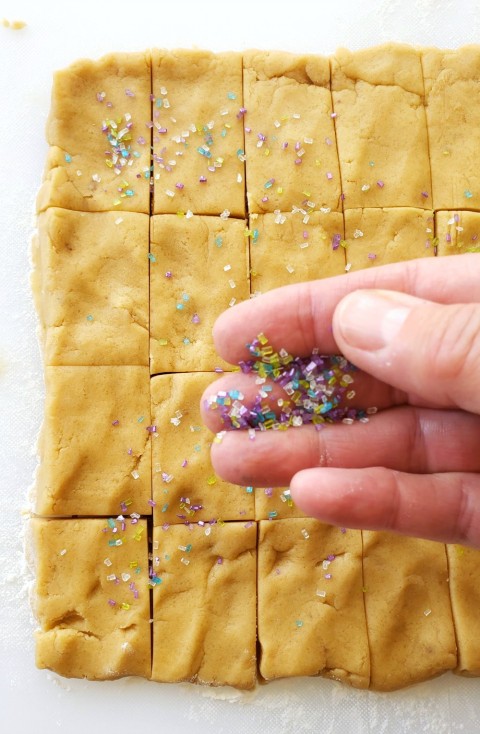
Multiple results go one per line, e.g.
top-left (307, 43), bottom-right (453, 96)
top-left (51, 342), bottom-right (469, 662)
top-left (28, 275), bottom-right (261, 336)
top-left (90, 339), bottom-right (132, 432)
top-left (335, 290), bottom-right (411, 351)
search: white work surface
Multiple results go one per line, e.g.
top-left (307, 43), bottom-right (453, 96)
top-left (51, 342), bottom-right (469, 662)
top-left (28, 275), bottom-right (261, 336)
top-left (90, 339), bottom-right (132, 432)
top-left (1, 0), bottom-right (480, 731)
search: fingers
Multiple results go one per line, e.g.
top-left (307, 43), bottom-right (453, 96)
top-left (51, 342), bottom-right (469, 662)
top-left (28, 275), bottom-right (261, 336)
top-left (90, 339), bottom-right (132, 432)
top-left (333, 290), bottom-right (480, 414)
top-left (200, 370), bottom-right (405, 434)
top-left (210, 407), bottom-right (480, 487)
top-left (213, 255), bottom-right (480, 364)
top-left (289, 467), bottom-right (480, 546)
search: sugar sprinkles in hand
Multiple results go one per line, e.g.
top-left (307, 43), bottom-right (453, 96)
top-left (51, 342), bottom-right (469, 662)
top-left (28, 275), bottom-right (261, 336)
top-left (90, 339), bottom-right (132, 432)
top-left (206, 333), bottom-right (377, 432)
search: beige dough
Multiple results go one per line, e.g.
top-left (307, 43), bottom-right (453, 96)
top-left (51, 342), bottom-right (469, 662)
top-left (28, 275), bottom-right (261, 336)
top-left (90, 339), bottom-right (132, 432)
top-left (149, 214), bottom-right (248, 374)
top-left (37, 52), bottom-right (152, 214)
top-left (32, 518), bottom-right (151, 679)
top-left (150, 372), bottom-right (254, 526)
top-left (152, 50), bottom-right (245, 217)
top-left (422, 46), bottom-right (480, 210)
top-left (331, 44), bottom-right (431, 209)
top-left (250, 210), bottom-right (345, 293)
top-left (36, 366), bottom-right (152, 516)
top-left (243, 51), bottom-right (341, 214)
top-left (258, 519), bottom-right (369, 688)
top-left (34, 208), bottom-right (149, 366)
top-left (435, 210), bottom-right (480, 256)
top-left (255, 486), bottom-right (307, 521)
top-left (344, 207), bottom-right (435, 271)
top-left (151, 522), bottom-right (257, 688)
top-left (32, 45), bottom-right (480, 693)
top-left (362, 531), bottom-right (457, 691)
top-left (447, 544), bottom-right (480, 676)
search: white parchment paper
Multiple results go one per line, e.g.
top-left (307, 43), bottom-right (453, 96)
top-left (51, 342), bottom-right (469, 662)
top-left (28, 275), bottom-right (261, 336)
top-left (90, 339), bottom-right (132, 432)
top-left (1, 0), bottom-right (480, 731)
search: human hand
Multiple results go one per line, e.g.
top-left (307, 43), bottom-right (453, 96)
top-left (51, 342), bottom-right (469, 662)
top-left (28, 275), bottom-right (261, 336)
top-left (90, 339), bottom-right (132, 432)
top-left (200, 254), bottom-right (480, 546)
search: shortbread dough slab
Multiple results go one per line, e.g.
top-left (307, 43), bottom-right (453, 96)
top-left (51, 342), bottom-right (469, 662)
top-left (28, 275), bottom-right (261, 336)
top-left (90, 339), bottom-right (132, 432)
top-left (151, 373), bottom-right (254, 525)
top-left (344, 207), bottom-right (434, 271)
top-left (258, 520), bottom-right (369, 688)
top-left (32, 518), bottom-right (151, 679)
top-left (435, 210), bottom-right (480, 256)
top-left (35, 208), bottom-right (149, 366)
top-left (331, 44), bottom-right (431, 210)
top-left (447, 544), bottom-right (480, 676)
top-left (149, 215), bottom-right (249, 374)
top-left (255, 487), bottom-right (307, 521)
top-left (422, 46), bottom-right (480, 210)
top-left (362, 531), bottom-right (457, 691)
top-left (36, 366), bottom-right (151, 516)
top-left (250, 211), bottom-right (345, 294)
top-left (151, 522), bottom-right (256, 689)
top-left (152, 50), bottom-right (245, 217)
top-left (243, 51), bottom-right (341, 214)
top-left (37, 52), bottom-right (151, 214)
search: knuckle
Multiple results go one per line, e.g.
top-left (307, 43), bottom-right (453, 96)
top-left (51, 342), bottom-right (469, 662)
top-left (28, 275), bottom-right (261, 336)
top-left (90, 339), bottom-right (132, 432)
top-left (382, 470), bottom-right (402, 531)
top-left (294, 282), bottom-right (319, 354)
top-left (314, 429), bottom-right (331, 468)
top-left (406, 408), bottom-right (426, 472)
top-left (453, 475), bottom-right (480, 546)
top-left (425, 304), bottom-right (480, 387)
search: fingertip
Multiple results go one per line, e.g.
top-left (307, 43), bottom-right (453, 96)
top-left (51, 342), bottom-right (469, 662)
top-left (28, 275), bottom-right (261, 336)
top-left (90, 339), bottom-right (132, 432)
top-left (290, 470), bottom-right (324, 520)
top-left (212, 300), bottom-right (251, 363)
top-left (212, 308), bottom-right (230, 358)
top-left (209, 438), bottom-right (226, 477)
top-left (290, 468), bottom-right (366, 526)
top-left (209, 432), bottom-right (248, 485)
top-left (199, 380), bottom-right (225, 433)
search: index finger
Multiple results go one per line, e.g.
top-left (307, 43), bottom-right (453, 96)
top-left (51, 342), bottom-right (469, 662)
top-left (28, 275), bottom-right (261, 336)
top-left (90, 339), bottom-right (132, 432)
top-left (214, 254), bottom-right (480, 364)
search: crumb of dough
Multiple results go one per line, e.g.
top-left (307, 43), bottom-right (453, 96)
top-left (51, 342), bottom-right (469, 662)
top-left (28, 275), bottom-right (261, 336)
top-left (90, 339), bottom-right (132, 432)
top-left (2, 18), bottom-right (27, 29)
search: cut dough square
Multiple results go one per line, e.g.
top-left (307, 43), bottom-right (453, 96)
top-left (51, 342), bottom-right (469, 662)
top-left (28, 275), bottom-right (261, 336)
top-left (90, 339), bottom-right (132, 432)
top-left (435, 210), bottom-right (480, 256)
top-left (344, 207), bottom-right (434, 271)
top-left (34, 208), bottom-right (149, 366)
top-left (249, 211), bottom-right (345, 294)
top-left (151, 521), bottom-right (257, 689)
top-left (36, 366), bottom-right (152, 517)
top-left (37, 52), bottom-right (152, 214)
top-left (243, 51), bottom-right (341, 214)
top-left (446, 544), bottom-right (480, 676)
top-left (32, 517), bottom-right (151, 679)
top-left (257, 519), bottom-right (369, 688)
top-left (362, 531), bottom-right (457, 691)
top-left (151, 373), bottom-right (254, 526)
top-left (254, 487), bottom-right (307, 521)
top-left (151, 50), bottom-right (245, 217)
top-left (422, 46), bottom-right (480, 210)
top-left (149, 215), bottom-right (249, 373)
top-left (331, 44), bottom-right (431, 209)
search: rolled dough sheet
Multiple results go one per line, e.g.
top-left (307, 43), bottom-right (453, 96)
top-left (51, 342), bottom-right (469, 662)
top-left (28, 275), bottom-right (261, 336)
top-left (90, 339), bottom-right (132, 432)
top-left (34, 207), bottom-right (149, 366)
top-left (257, 519), bottom-right (369, 688)
top-left (151, 50), bottom-right (245, 217)
top-left (32, 517), bottom-right (151, 680)
top-left (331, 43), bottom-right (431, 210)
top-left (243, 50), bottom-right (341, 214)
top-left (362, 531), bottom-right (457, 691)
top-left (447, 544), bottom-right (480, 676)
top-left (344, 207), bottom-right (435, 270)
top-left (37, 52), bottom-right (152, 214)
top-left (150, 372), bottom-right (254, 525)
top-left (255, 486), bottom-right (307, 521)
top-left (36, 366), bottom-right (152, 517)
top-left (249, 210), bottom-right (345, 294)
top-left (151, 521), bottom-right (257, 689)
top-left (422, 45), bottom-right (480, 210)
top-left (149, 214), bottom-right (249, 374)
top-left (435, 210), bottom-right (480, 255)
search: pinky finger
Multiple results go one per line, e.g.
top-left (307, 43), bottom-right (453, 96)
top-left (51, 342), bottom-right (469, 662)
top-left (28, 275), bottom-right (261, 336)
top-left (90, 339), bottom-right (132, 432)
top-left (289, 467), bottom-right (480, 547)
